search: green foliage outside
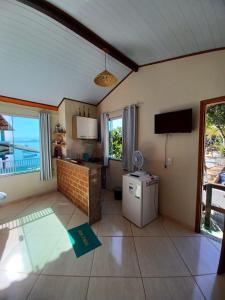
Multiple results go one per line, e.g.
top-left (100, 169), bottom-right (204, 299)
top-left (109, 127), bottom-right (122, 160)
top-left (206, 104), bottom-right (225, 156)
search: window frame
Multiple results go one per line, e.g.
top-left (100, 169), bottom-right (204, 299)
top-left (108, 115), bottom-right (123, 161)
top-left (0, 113), bottom-right (41, 177)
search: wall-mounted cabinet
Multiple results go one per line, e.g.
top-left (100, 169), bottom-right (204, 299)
top-left (73, 116), bottom-right (98, 139)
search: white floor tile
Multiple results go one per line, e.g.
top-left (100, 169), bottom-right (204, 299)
top-left (143, 277), bottom-right (204, 300)
top-left (28, 275), bottom-right (89, 300)
top-left (96, 215), bottom-right (132, 236)
top-left (0, 234), bottom-right (60, 274)
top-left (208, 238), bottom-right (222, 252)
top-left (134, 237), bottom-right (190, 277)
top-left (48, 192), bottom-right (68, 202)
top-left (0, 199), bottom-right (33, 223)
top-left (87, 277), bottom-right (145, 300)
top-left (131, 218), bottom-right (168, 237)
top-left (102, 199), bottom-right (122, 215)
top-left (67, 211), bottom-right (98, 234)
top-left (0, 270), bottom-right (37, 300)
top-left (20, 196), bottom-right (57, 216)
top-left (52, 199), bottom-right (76, 215)
top-left (102, 190), bottom-right (115, 201)
top-left (0, 227), bottom-right (25, 263)
top-left (66, 210), bottom-right (89, 229)
top-left (163, 219), bottom-right (199, 236)
top-left (42, 236), bottom-right (93, 276)
top-left (21, 213), bottom-right (71, 236)
top-left (2, 191), bottom-right (223, 300)
top-left (195, 274), bottom-right (225, 300)
top-left (91, 237), bottom-right (140, 277)
top-left (173, 237), bottom-right (220, 275)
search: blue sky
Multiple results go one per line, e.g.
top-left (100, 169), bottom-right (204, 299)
top-left (3, 115), bottom-right (39, 141)
top-left (111, 118), bottom-right (122, 130)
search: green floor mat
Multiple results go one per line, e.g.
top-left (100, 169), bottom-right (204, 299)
top-left (67, 223), bottom-right (101, 258)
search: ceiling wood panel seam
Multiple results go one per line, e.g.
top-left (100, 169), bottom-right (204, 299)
top-left (16, 0), bottom-right (139, 72)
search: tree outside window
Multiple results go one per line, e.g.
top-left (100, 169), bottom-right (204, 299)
top-left (108, 117), bottom-right (122, 160)
top-left (206, 104), bottom-right (225, 156)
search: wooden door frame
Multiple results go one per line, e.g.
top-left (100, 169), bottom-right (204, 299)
top-left (195, 95), bottom-right (225, 232)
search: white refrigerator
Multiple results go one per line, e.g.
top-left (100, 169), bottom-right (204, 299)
top-left (122, 174), bottom-right (159, 227)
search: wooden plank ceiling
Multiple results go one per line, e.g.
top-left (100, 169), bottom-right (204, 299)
top-left (0, 0), bottom-right (130, 106)
top-left (1, 0), bottom-right (225, 106)
top-left (49, 0), bottom-right (225, 65)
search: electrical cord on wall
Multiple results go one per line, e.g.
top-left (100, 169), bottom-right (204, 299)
top-left (164, 133), bottom-right (169, 168)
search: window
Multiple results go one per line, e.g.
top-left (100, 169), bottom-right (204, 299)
top-left (108, 117), bottom-right (122, 160)
top-left (0, 114), bottom-right (40, 175)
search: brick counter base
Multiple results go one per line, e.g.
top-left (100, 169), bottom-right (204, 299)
top-left (57, 159), bottom-right (101, 224)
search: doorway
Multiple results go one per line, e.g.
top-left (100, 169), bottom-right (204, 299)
top-left (196, 96), bottom-right (225, 241)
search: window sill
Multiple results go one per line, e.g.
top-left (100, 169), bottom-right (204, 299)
top-left (109, 158), bottom-right (122, 162)
top-left (0, 170), bottom-right (40, 178)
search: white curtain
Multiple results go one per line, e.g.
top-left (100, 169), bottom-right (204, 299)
top-left (39, 112), bottom-right (52, 181)
top-left (122, 105), bottom-right (138, 171)
top-left (101, 112), bottom-right (109, 166)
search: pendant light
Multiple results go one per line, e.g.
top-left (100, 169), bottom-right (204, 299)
top-left (94, 52), bottom-right (118, 87)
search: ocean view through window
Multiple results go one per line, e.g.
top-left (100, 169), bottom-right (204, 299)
top-left (0, 114), bottom-right (40, 175)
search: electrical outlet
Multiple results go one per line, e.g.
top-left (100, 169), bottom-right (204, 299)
top-left (166, 157), bottom-right (173, 167)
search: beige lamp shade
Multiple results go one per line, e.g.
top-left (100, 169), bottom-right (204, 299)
top-left (94, 69), bottom-right (118, 87)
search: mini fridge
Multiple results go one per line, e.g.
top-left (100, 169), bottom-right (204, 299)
top-left (122, 174), bottom-right (159, 227)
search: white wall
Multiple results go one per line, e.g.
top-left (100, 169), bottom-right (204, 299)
top-left (0, 102), bottom-right (58, 204)
top-left (0, 172), bottom-right (57, 203)
top-left (97, 50), bottom-right (225, 229)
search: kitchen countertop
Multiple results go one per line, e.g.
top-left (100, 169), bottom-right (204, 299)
top-left (57, 158), bottom-right (103, 169)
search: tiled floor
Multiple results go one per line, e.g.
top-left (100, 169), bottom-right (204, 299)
top-left (0, 190), bottom-right (224, 300)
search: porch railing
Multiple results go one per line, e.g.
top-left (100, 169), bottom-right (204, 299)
top-left (0, 158), bottom-right (40, 175)
top-left (204, 183), bottom-right (225, 228)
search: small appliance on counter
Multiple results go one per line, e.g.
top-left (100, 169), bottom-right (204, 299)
top-left (122, 151), bottom-right (159, 227)
top-left (82, 152), bottom-right (90, 161)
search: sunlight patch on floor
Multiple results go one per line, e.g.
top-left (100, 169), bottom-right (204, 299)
top-left (0, 208), bottom-right (54, 230)
top-left (0, 207), bottom-right (73, 274)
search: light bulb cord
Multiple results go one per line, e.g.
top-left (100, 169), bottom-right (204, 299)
top-left (105, 52), bottom-right (107, 70)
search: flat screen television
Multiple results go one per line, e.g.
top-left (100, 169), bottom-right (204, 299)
top-left (154, 108), bottom-right (192, 134)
